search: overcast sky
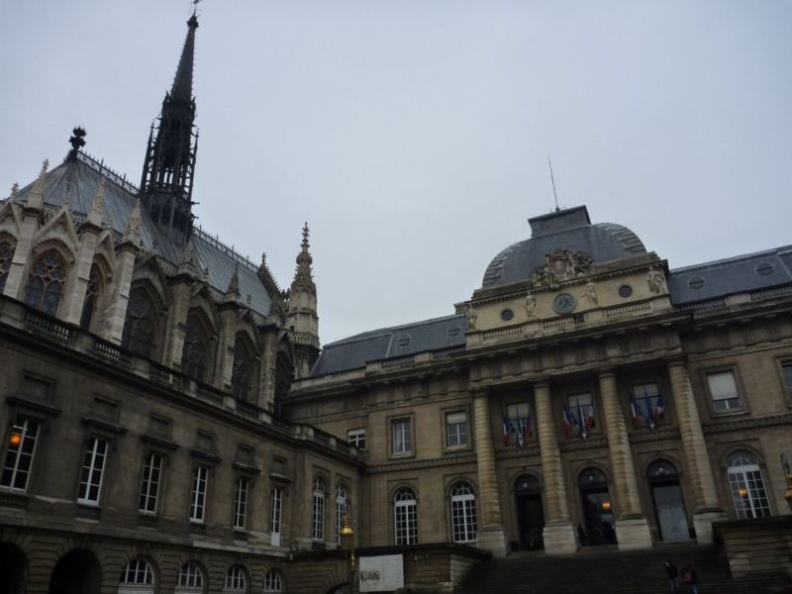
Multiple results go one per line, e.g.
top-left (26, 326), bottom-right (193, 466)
top-left (1, 1), bottom-right (790, 345)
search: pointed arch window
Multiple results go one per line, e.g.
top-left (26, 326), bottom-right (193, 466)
top-left (80, 264), bottom-right (103, 331)
top-left (182, 313), bottom-right (210, 383)
top-left (312, 476), bottom-right (326, 541)
top-left (24, 251), bottom-right (66, 315)
top-left (123, 288), bottom-right (158, 358)
top-left (0, 242), bottom-right (13, 294)
top-left (394, 487), bottom-right (418, 545)
top-left (450, 481), bottom-right (477, 543)
top-left (727, 451), bottom-right (771, 519)
top-left (231, 335), bottom-right (253, 401)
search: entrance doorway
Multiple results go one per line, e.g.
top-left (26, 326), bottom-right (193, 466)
top-left (578, 468), bottom-right (616, 546)
top-left (648, 460), bottom-right (689, 542)
top-left (514, 474), bottom-right (545, 550)
top-left (48, 550), bottom-right (101, 594)
top-left (0, 543), bottom-right (27, 594)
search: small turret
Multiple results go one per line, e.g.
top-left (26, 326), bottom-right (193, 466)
top-left (286, 223), bottom-right (320, 378)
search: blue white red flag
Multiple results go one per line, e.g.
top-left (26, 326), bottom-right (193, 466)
top-left (585, 404), bottom-right (595, 429)
top-left (516, 419), bottom-right (525, 447)
top-left (577, 403), bottom-right (588, 438)
top-left (645, 399), bottom-right (656, 430)
top-left (502, 413), bottom-right (510, 445)
top-left (654, 395), bottom-right (665, 421)
top-left (562, 405), bottom-right (573, 437)
top-left (524, 411), bottom-right (532, 438)
top-left (629, 397), bottom-right (641, 427)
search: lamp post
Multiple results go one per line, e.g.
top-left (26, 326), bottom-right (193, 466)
top-left (340, 515), bottom-right (357, 594)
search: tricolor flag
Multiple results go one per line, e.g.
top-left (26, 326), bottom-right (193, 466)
top-left (629, 397), bottom-right (641, 427)
top-left (585, 404), bottom-right (595, 430)
top-left (645, 399), bottom-right (656, 430)
top-left (577, 403), bottom-right (588, 438)
top-left (562, 405), bottom-right (573, 437)
top-left (654, 395), bottom-right (665, 421)
top-left (502, 413), bottom-right (510, 445)
top-left (524, 411), bottom-right (533, 438)
top-left (516, 419), bottom-right (525, 447)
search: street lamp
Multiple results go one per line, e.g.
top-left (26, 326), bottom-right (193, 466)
top-left (340, 515), bottom-right (357, 594)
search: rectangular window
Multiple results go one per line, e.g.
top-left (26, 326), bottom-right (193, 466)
top-left (391, 418), bottom-right (413, 455)
top-left (270, 486), bottom-right (283, 545)
top-left (445, 411), bottom-right (469, 448)
top-left (506, 402), bottom-right (532, 444)
top-left (190, 465), bottom-right (209, 523)
top-left (782, 363), bottom-right (792, 402)
top-left (78, 437), bottom-right (108, 504)
top-left (707, 371), bottom-right (742, 412)
top-left (1, 417), bottom-right (40, 491)
top-left (138, 452), bottom-right (163, 513)
top-left (566, 392), bottom-right (595, 434)
top-left (347, 428), bottom-right (366, 449)
top-left (233, 478), bottom-right (248, 529)
top-left (629, 382), bottom-right (665, 428)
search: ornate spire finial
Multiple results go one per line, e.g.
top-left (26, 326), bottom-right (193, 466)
top-left (289, 222), bottom-right (316, 296)
top-left (87, 177), bottom-right (106, 225)
top-left (124, 199), bottom-right (143, 245)
top-left (27, 160), bottom-right (49, 209)
top-left (67, 127), bottom-right (87, 162)
top-left (226, 263), bottom-right (241, 299)
top-left (10, 183), bottom-right (19, 201)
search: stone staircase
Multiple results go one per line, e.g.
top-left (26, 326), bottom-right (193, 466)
top-left (454, 544), bottom-right (792, 594)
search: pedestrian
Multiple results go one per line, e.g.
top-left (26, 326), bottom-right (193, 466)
top-left (681, 561), bottom-right (699, 594)
top-left (664, 560), bottom-right (679, 594)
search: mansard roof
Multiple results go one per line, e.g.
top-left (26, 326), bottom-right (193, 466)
top-left (310, 314), bottom-right (467, 377)
top-left (11, 153), bottom-right (274, 317)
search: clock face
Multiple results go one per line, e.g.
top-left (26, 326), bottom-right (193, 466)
top-left (553, 293), bottom-right (577, 315)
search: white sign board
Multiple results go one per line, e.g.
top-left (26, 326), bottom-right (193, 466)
top-left (358, 554), bottom-right (404, 592)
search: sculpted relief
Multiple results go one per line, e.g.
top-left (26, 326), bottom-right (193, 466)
top-left (529, 249), bottom-right (594, 289)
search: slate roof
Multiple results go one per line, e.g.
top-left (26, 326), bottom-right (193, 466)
top-left (311, 314), bottom-right (467, 376)
top-left (11, 153), bottom-right (274, 317)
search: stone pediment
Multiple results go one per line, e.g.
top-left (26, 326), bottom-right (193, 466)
top-left (529, 249), bottom-right (594, 289)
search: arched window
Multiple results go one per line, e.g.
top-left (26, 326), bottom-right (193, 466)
top-left (263, 569), bottom-right (285, 593)
top-left (223, 565), bottom-right (247, 593)
top-left (336, 483), bottom-right (348, 543)
top-left (450, 481), bottom-right (477, 543)
top-left (176, 562), bottom-right (205, 593)
top-left (24, 251), bottom-right (66, 315)
top-left (119, 558), bottom-right (155, 594)
top-left (0, 242), bottom-right (13, 293)
top-left (726, 451), bottom-right (771, 519)
top-left (80, 264), bottom-right (103, 331)
top-left (231, 335), bottom-right (253, 401)
top-left (312, 476), bottom-right (326, 541)
top-left (394, 487), bottom-right (418, 545)
top-left (182, 313), bottom-right (210, 383)
top-left (122, 288), bottom-right (158, 358)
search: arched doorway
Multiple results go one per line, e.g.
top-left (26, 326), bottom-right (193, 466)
top-left (578, 468), bottom-right (616, 546)
top-left (514, 474), bottom-right (545, 550)
top-left (648, 460), bottom-right (689, 542)
top-left (48, 549), bottom-right (101, 594)
top-left (0, 543), bottom-right (27, 594)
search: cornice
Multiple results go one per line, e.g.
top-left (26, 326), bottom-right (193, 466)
top-left (363, 453), bottom-right (478, 475)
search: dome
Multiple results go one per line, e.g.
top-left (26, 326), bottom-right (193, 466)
top-left (481, 206), bottom-right (646, 288)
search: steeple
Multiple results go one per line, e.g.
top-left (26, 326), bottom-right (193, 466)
top-left (286, 223), bottom-right (320, 378)
top-left (139, 12), bottom-right (200, 247)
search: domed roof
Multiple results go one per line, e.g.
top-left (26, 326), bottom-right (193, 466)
top-left (482, 206), bottom-right (646, 288)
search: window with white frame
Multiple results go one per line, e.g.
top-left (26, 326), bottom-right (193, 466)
top-left (727, 451), bottom-right (771, 519)
top-left (139, 452), bottom-right (163, 514)
top-left (445, 411), bottom-right (469, 448)
top-left (347, 428), bottom-right (366, 449)
top-left (2, 417), bottom-right (40, 491)
top-left (78, 436), bottom-right (108, 505)
top-left (176, 562), bottom-right (205, 593)
top-left (450, 481), bottom-right (477, 543)
top-left (270, 486), bottom-right (283, 544)
top-left (233, 477), bottom-right (249, 529)
top-left (391, 418), bottom-right (413, 456)
top-left (263, 569), bottom-right (285, 593)
top-left (394, 487), bottom-right (418, 545)
top-left (312, 476), bottom-right (326, 541)
top-left (336, 483), bottom-right (348, 543)
top-left (190, 465), bottom-right (209, 523)
top-left (223, 565), bottom-right (247, 593)
top-left (119, 557), bottom-right (155, 594)
top-left (707, 370), bottom-right (742, 412)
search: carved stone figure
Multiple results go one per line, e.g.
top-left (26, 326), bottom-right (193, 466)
top-left (647, 266), bottom-right (666, 294)
top-left (584, 280), bottom-right (598, 305)
top-left (466, 306), bottom-right (478, 330)
top-left (524, 291), bottom-right (537, 318)
top-left (529, 249), bottom-right (594, 289)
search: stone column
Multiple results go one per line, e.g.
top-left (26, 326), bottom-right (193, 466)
top-left (598, 370), bottom-right (652, 550)
top-left (102, 242), bottom-right (137, 344)
top-left (62, 229), bottom-right (100, 325)
top-left (163, 278), bottom-right (192, 369)
top-left (667, 359), bottom-right (725, 543)
top-left (533, 381), bottom-right (576, 553)
top-left (472, 391), bottom-right (508, 557)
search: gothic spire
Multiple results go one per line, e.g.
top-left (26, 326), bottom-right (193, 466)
top-left (286, 223), bottom-right (320, 378)
top-left (289, 222), bottom-right (316, 295)
top-left (139, 13), bottom-right (200, 247)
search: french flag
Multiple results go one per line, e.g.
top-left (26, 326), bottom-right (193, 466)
top-left (502, 413), bottom-right (510, 445)
top-left (585, 404), bottom-right (595, 429)
top-left (524, 411), bottom-right (532, 438)
top-left (629, 397), bottom-right (641, 427)
top-left (562, 405), bottom-right (573, 437)
top-left (516, 419), bottom-right (525, 447)
top-left (645, 399), bottom-right (656, 430)
top-left (577, 403), bottom-right (588, 438)
top-left (654, 395), bottom-right (666, 421)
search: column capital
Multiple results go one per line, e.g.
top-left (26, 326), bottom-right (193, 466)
top-left (596, 367), bottom-right (617, 379)
top-left (469, 388), bottom-right (489, 400)
top-left (532, 377), bottom-right (552, 390)
top-left (664, 355), bottom-right (688, 368)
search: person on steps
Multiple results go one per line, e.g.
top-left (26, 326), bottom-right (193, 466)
top-left (664, 560), bottom-right (679, 594)
top-left (681, 561), bottom-right (699, 594)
